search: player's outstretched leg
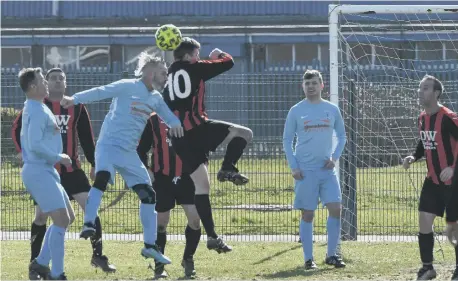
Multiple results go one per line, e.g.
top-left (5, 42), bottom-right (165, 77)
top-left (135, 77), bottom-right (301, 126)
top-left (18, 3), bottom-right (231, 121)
top-left (191, 164), bottom-right (232, 253)
top-left (324, 203), bottom-right (345, 268)
top-left (217, 125), bottom-right (253, 186)
top-left (132, 184), bottom-right (171, 265)
top-left (73, 192), bottom-right (116, 273)
top-left (417, 212), bottom-right (437, 280)
top-left (80, 171), bottom-right (111, 239)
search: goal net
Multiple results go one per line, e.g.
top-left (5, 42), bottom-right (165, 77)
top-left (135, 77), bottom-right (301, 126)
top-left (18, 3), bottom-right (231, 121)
top-left (329, 5), bottom-right (458, 241)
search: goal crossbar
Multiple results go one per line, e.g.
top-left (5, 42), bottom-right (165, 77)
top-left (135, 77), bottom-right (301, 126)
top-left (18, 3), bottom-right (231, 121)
top-left (330, 5), bottom-right (458, 15)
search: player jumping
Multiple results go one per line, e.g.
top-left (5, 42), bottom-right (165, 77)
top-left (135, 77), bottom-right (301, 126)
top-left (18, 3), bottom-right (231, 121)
top-left (402, 75), bottom-right (458, 280)
top-left (162, 37), bottom-right (253, 252)
top-left (18, 67), bottom-right (75, 280)
top-left (60, 53), bottom-right (183, 265)
top-left (283, 70), bottom-right (347, 270)
top-left (138, 113), bottom-right (201, 279)
top-left (12, 68), bottom-right (116, 276)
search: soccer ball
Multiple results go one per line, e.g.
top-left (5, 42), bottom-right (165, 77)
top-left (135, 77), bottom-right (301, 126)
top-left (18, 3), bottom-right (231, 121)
top-left (155, 24), bottom-right (182, 51)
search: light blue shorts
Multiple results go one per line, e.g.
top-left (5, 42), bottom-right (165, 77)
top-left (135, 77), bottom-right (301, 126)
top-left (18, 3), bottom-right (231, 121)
top-left (21, 164), bottom-right (70, 213)
top-left (95, 144), bottom-right (151, 188)
top-left (293, 168), bottom-right (341, 211)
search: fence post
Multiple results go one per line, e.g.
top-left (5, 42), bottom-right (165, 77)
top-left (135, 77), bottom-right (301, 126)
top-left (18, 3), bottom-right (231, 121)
top-left (122, 71), bottom-right (129, 79)
top-left (341, 77), bottom-right (358, 241)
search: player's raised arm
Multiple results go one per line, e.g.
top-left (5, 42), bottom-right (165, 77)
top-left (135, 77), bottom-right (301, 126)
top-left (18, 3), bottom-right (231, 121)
top-left (282, 107), bottom-right (299, 170)
top-left (331, 105), bottom-right (347, 161)
top-left (61, 79), bottom-right (129, 108)
top-left (27, 113), bottom-right (63, 165)
top-left (153, 94), bottom-right (181, 128)
top-left (196, 49), bottom-right (235, 81)
top-left (137, 118), bottom-right (154, 168)
top-left (11, 110), bottom-right (23, 153)
top-left (76, 104), bottom-right (96, 168)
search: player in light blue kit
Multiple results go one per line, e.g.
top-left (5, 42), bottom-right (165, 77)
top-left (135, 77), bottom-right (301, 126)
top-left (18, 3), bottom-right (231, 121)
top-left (61, 53), bottom-right (183, 265)
top-left (283, 70), bottom-right (347, 270)
top-left (19, 68), bottom-right (75, 280)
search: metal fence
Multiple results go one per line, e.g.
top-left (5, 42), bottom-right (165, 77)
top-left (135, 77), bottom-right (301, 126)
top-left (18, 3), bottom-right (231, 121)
top-left (1, 64), bottom-right (457, 242)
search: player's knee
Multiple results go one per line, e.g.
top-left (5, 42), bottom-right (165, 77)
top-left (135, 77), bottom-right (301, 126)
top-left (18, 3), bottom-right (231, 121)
top-left (231, 126), bottom-right (253, 143)
top-left (50, 208), bottom-right (71, 228)
top-left (327, 204), bottom-right (342, 218)
top-left (241, 127), bottom-right (253, 143)
top-left (158, 224), bottom-right (167, 233)
top-left (93, 171), bottom-right (111, 192)
top-left (67, 208), bottom-right (75, 226)
top-left (132, 184), bottom-right (156, 204)
top-left (419, 211), bottom-right (435, 233)
top-left (302, 210), bottom-right (315, 222)
top-left (188, 219), bottom-right (201, 230)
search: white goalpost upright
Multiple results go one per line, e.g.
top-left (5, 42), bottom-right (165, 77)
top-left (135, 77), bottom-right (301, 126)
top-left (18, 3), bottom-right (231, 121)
top-left (328, 5), bottom-right (458, 241)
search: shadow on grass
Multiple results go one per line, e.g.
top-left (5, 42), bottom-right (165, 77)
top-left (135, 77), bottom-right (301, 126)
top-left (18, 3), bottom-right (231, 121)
top-left (261, 265), bottom-right (335, 279)
top-left (252, 244), bottom-right (302, 265)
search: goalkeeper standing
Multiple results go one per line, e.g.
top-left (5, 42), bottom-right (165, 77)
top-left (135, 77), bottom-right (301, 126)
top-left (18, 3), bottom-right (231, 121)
top-left (283, 70), bottom-right (347, 270)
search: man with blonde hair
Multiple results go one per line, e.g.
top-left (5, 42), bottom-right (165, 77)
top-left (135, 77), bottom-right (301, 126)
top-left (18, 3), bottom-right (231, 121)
top-left (61, 53), bottom-right (183, 266)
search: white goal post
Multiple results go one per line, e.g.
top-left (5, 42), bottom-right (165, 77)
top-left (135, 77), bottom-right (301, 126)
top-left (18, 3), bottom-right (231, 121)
top-left (328, 5), bottom-right (458, 241)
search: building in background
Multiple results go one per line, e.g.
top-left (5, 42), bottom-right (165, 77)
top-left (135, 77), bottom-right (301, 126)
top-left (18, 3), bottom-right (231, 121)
top-left (2, 0), bottom-right (457, 72)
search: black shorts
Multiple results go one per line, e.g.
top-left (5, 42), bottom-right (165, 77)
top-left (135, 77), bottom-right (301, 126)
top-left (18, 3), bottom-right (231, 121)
top-left (33, 169), bottom-right (91, 205)
top-left (171, 120), bottom-right (232, 174)
top-left (153, 172), bottom-right (195, 212)
top-left (418, 177), bottom-right (452, 217)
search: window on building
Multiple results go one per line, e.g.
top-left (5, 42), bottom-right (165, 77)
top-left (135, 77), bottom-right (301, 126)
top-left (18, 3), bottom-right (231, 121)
top-left (320, 43), bottom-right (330, 63)
top-left (445, 41), bottom-right (458, 60)
top-left (79, 46), bottom-right (110, 67)
top-left (44, 46), bottom-right (78, 69)
top-left (295, 43), bottom-right (319, 63)
top-left (266, 44), bottom-right (292, 64)
top-left (374, 43), bottom-right (405, 66)
top-left (417, 41), bottom-right (443, 61)
top-left (347, 43), bottom-right (372, 65)
top-left (2, 47), bottom-right (32, 68)
top-left (252, 44), bottom-right (266, 62)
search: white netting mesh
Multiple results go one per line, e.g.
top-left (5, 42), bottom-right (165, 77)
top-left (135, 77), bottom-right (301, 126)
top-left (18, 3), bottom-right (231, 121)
top-left (333, 6), bottom-right (458, 240)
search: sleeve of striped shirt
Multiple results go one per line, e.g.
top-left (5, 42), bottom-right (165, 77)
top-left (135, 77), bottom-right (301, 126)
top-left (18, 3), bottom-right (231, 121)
top-left (195, 52), bottom-right (235, 82)
top-left (11, 110), bottom-right (23, 153)
top-left (76, 105), bottom-right (96, 167)
top-left (137, 119), bottom-right (154, 169)
top-left (412, 140), bottom-right (425, 162)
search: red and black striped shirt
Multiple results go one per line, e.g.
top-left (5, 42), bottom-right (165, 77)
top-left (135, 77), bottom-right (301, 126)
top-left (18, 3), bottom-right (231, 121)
top-left (137, 114), bottom-right (183, 177)
top-left (12, 98), bottom-right (95, 173)
top-left (162, 53), bottom-right (234, 131)
top-left (412, 106), bottom-right (458, 186)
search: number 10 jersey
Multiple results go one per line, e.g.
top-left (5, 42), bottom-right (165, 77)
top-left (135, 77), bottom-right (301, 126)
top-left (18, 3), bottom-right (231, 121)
top-left (162, 53), bottom-right (234, 131)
